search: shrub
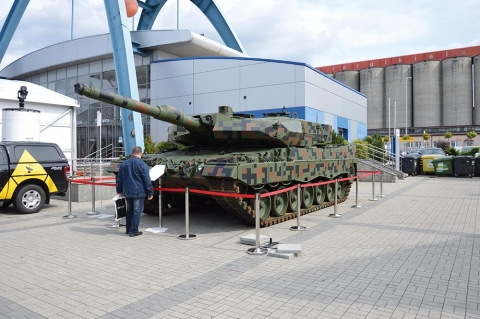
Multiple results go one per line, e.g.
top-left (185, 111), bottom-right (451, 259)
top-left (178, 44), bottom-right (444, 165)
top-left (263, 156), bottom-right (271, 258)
top-left (435, 140), bottom-right (450, 152)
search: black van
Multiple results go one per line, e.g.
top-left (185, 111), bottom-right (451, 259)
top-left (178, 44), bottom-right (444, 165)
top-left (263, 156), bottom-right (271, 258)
top-left (0, 142), bottom-right (69, 213)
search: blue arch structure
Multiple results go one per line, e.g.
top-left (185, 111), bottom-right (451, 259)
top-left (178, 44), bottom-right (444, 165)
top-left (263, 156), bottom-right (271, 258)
top-left (137, 0), bottom-right (245, 53)
top-left (0, 0), bottom-right (30, 65)
top-left (104, 0), bottom-right (144, 154)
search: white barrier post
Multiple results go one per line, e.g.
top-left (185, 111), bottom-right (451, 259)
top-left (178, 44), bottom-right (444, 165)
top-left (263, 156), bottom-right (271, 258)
top-left (247, 193), bottom-right (268, 255)
top-left (351, 176), bottom-right (362, 208)
top-left (62, 176), bottom-right (77, 219)
top-left (145, 184), bottom-right (168, 233)
top-left (369, 171), bottom-right (379, 201)
top-left (377, 171), bottom-right (386, 198)
top-left (178, 188), bottom-right (196, 240)
top-left (86, 175), bottom-right (99, 215)
top-left (290, 184), bottom-right (306, 231)
top-left (329, 179), bottom-right (342, 218)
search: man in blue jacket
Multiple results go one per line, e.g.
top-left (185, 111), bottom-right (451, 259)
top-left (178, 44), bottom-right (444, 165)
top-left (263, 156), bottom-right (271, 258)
top-left (116, 146), bottom-right (153, 237)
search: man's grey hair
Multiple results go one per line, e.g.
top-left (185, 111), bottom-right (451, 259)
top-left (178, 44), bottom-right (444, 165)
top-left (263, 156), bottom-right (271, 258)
top-left (132, 146), bottom-right (143, 154)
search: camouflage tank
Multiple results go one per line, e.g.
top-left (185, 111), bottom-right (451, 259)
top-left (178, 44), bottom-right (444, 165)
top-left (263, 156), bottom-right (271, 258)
top-left (74, 83), bottom-right (357, 226)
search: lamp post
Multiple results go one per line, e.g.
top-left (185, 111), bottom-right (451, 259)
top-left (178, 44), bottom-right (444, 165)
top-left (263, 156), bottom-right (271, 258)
top-left (405, 77), bottom-right (412, 136)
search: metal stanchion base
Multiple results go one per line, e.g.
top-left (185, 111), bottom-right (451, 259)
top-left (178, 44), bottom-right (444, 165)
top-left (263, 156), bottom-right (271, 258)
top-left (98, 214), bottom-right (114, 219)
top-left (369, 198), bottom-right (379, 201)
top-left (146, 227), bottom-right (168, 233)
top-left (178, 234), bottom-right (196, 240)
top-left (111, 222), bottom-right (125, 228)
top-left (351, 204), bottom-right (363, 208)
top-left (87, 211), bottom-right (100, 215)
top-left (62, 214), bottom-right (77, 219)
top-left (376, 195), bottom-right (386, 198)
top-left (329, 213), bottom-right (342, 218)
top-left (247, 247), bottom-right (268, 255)
top-left (290, 225), bottom-right (307, 231)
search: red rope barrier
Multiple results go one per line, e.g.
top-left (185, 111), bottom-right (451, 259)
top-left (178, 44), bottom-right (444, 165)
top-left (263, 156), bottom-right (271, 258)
top-left (70, 174), bottom-right (363, 199)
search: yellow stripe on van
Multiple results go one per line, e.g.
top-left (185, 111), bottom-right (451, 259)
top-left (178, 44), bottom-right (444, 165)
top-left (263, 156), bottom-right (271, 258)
top-left (0, 149), bottom-right (59, 199)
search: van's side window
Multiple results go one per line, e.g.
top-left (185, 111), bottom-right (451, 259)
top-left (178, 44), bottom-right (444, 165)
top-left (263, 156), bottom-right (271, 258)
top-left (14, 146), bottom-right (62, 162)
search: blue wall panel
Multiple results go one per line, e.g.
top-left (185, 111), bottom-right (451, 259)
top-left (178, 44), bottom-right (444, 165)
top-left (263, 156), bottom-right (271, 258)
top-left (357, 123), bottom-right (367, 140)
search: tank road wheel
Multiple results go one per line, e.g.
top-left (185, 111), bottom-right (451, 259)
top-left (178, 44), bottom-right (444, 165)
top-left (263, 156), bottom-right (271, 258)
top-left (301, 186), bottom-right (314, 208)
top-left (249, 189), bottom-right (271, 221)
top-left (326, 182), bottom-right (335, 203)
top-left (287, 186), bottom-right (299, 213)
top-left (337, 181), bottom-right (347, 199)
top-left (349, 164), bottom-right (356, 177)
top-left (313, 184), bottom-right (326, 205)
top-left (270, 186), bottom-right (288, 217)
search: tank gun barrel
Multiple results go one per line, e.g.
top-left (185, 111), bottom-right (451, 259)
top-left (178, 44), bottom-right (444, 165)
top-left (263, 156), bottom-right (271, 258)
top-left (74, 83), bottom-right (208, 134)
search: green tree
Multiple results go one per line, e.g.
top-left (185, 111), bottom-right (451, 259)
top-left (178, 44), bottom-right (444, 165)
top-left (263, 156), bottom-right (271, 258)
top-left (364, 135), bottom-right (373, 144)
top-left (144, 134), bottom-right (158, 154)
top-left (332, 131), bottom-right (347, 145)
top-left (354, 139), bottom-right (368, 159)
top-left (365, 134), bottom-right (387, 162)
top-left (466, 130), bottom-right (477, 139)
top-left (444, 131), bottom-right (452, 141)
top-left (383, 135), bottom-right (390, 143)
top-left (422, 131), bottom-right (431, 147)
top-left (401, 134), bottom-right (410, 141)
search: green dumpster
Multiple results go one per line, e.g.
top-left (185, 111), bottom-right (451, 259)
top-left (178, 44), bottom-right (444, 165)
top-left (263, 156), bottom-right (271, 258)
top-left (432, 156), bottom-right (454, 176)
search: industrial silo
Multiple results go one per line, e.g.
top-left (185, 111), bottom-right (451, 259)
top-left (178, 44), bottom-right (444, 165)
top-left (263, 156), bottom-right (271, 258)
top-left (385, 65), bottom-right (412, 134)
top-left (412, 61), bottom-right (442, 127)
top-left (360, 67), bottom-right (385, 129)
top-left (334, 71), bottom-right (360, 91)
top-left (442, 57), bottom-right (473, 126)
top-left (474, 56), bottom-right (480, 125)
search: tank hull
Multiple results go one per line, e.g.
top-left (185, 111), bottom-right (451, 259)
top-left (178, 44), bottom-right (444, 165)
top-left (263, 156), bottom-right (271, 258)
top-left (110, 144), bottom-right (356, 226)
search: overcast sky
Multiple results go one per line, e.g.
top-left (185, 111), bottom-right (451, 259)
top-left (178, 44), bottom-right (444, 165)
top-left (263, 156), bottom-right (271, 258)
top-left (2, 0), bottom-right (480, 72)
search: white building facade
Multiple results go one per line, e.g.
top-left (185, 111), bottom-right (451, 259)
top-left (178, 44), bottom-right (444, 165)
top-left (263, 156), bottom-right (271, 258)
top-left (1, 30), bottom-right (366, 157)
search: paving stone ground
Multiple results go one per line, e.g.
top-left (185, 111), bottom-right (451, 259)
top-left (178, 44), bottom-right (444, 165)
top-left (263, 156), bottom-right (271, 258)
top-left (0, 176), bottom-right (479, 319)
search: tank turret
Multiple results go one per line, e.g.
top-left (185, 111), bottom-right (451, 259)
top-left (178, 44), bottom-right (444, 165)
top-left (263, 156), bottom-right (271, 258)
top-left (74, 83), bottom-right (332, 147)
top-left (74, 83), bottom-right (355, 227)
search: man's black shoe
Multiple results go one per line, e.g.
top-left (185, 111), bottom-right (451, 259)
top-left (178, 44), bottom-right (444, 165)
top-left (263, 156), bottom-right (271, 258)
top-left (129, 231), bottom-right (143, 237)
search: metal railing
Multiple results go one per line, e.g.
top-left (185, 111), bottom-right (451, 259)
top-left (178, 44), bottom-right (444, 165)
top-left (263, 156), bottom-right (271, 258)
top-left (84, 143), bottom-right (124, 159)
top-left (353, 142), bottom-right (405, 177)
top-left (70, 157), bottom-right (118, 177)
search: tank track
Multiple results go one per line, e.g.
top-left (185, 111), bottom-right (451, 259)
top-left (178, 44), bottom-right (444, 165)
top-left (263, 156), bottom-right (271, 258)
top-left (212, 183), bottom-right (352, 227)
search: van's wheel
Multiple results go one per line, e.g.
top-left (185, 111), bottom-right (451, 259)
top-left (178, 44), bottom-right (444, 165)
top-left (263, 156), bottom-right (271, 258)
top-left (13, 184), bottom-right (46, 214)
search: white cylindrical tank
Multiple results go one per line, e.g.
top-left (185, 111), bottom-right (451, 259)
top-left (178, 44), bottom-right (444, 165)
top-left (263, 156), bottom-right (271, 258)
top-left (2, 108), bottom-right (41, 141)
top-left (385, 64), bottom-right (412, 133)
top-left (413, 61), bottom-right (442, 127)
top-left (334, 71), bottom-right (360, 91)
top-left (474, 55), bottom-right (480, 125)
top-left (442, 57), bottom-right (473, 126)
top-left (360, 67), bottom-right (385, 129)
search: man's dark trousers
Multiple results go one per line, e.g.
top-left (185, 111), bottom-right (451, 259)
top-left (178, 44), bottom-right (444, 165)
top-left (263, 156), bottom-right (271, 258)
top-left (125, 197), bottom-right (145, 235)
